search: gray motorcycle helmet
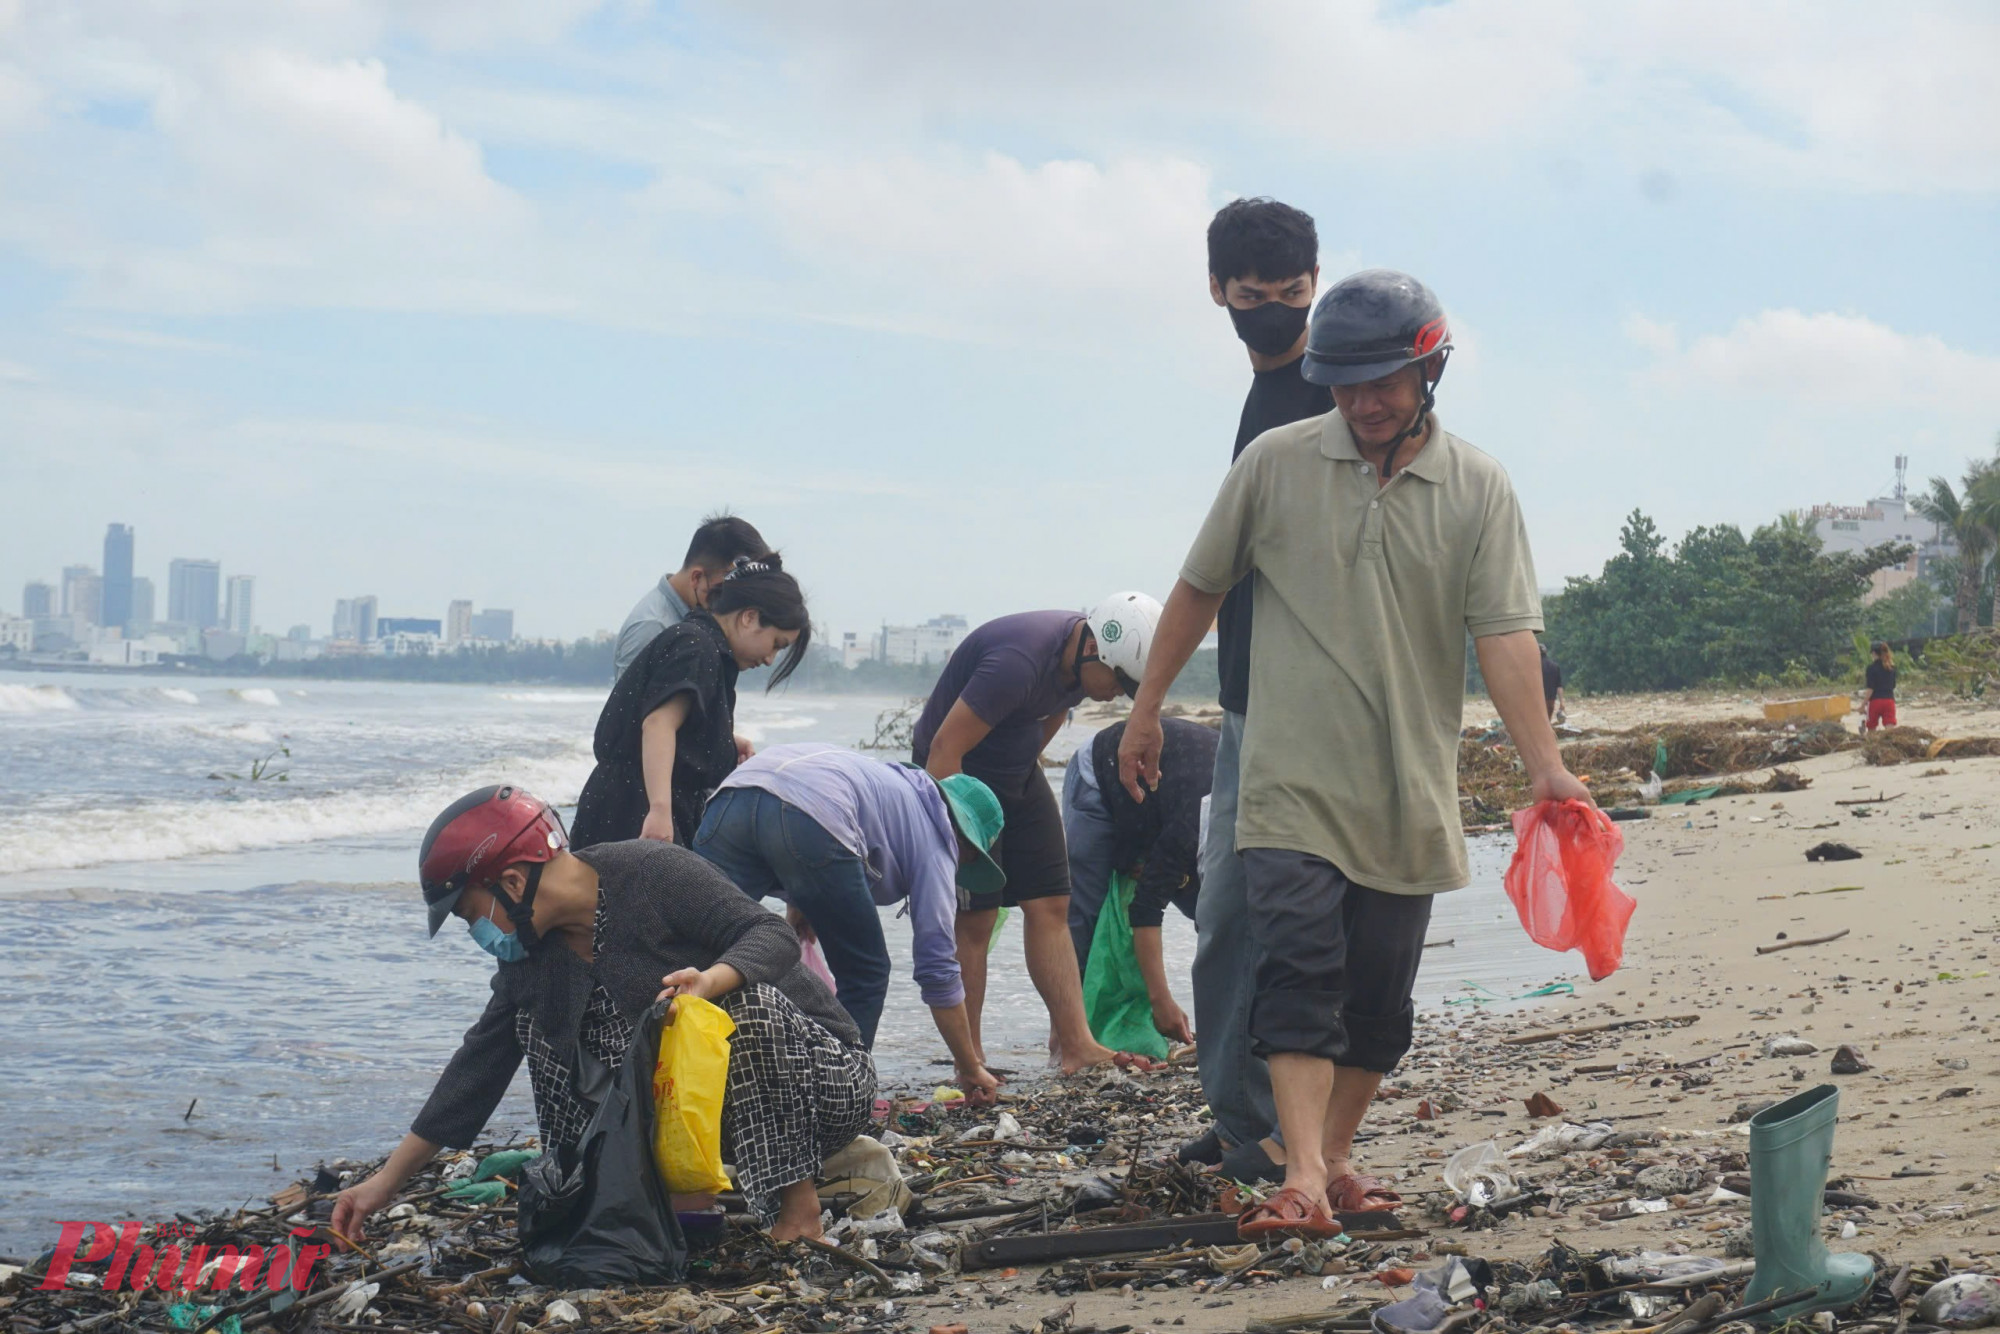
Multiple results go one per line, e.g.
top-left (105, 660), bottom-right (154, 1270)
top-left (1301, 269), bottom-right (1453, 387)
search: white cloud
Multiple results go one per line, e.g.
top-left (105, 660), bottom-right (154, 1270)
top-left (764, 151), bottom-right (1216, 343)
top-left (1630, 308), bottom-right (2000, 413)
top-left (724, 0), bottom-right (2000, 193)
top-left (0, 358), bottom-right (38, 382)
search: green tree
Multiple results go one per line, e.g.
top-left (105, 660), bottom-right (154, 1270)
top-left (1911, 456), bottom-right (2000, 634)
top-left (1543, 509), bottom-right (1909, 691)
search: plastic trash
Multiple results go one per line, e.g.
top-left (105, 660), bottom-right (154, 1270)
top-left (544, 1299), bottom-right (581, 1324)
top-left (517, 998), bottom-right (688, 1287)
top-left (441, 1179), bottom-right (507, 1205)
top-left (1503, 798), bottom-right (1637, 980)
top-left (651, 994), bottom-right (736, 1194)
top-left (820, 1135), bottom-right (913, 1219)
top-left (329, 1283), bottom-right (378, 1320)
top-left (800, 936), bottom-right (838, 995)
top-left (1602, 1253), bottom-right (1728, 1282)
top-left (1442, 1140), bottom-right (1515, 1207)
top-left (1766, 1036), bottom-right (1819, 1057)
top-left (1510, 1121), bottom-right (1615, 1159)
top-left (1918, 1274), bottom-right (2000, 1329)
top-left (993, 1111), bottom-right (1027, 1143)
top-left (1081, 871), bottom-right (1171, 1061)
top-left (1639, 770), bottom-right (1663, 804)
top-left (167, 1303), bottom-right (242, 1334)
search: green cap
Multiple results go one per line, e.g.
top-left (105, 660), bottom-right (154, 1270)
top-left (937, 773), bottom-right (1006, 899)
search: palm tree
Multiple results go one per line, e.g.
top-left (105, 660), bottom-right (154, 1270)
top-left (1914, 458), bottom-right (2000, 634)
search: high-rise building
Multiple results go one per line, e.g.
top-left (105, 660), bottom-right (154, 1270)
top-left (378, 616), bottom-right (442, 637)
top-left (22, 581), bottom-right (54, 619)
top-left (447, 599), bottom-right (473, 645)
top-left (61, 565), bottom-right (102, 626)
top-left (102, 524), bottom-right (134, 630)
top-left (130, 576), bottom-right (155, 632)
top-left (353, 595), bottom-right (379, 642)
top-left (167, 558), bottom-right (222, 630)
top-left (469, 608), bottom-right (514, 642)
top-left (225, 575), bottom-right (255, 636)
top-left (333, 598), bottom-right (356, 640)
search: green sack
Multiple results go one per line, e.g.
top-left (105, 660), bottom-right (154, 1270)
top-left (1082, 872), bottom-right (1169, 1061)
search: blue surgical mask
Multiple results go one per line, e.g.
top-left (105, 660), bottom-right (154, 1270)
top-left (469, 913), bottom-right (528, 963)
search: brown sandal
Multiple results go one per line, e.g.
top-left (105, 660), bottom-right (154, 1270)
top-left (1236, 1185), bottom-right (1345, 1239)
top-left (1326, 1173), bottom-right (1402, 1214)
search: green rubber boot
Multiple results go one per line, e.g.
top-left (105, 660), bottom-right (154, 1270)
top-left (1744, 1085), bottom-right (1874, 1321)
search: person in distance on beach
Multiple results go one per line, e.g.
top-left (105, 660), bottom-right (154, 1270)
top-left (331, 785), bottom-right (872, 1243)
top-left (1862, 640), bottom-right (1897, 731)
top-left (1175, 196), bottom-right (1336, 1184)
top-left (913, 592), bottom-right (1163, 1075)
top-left (571, 557), bottom-right (810, 849)
top-left (693, 742), bottom-right (1009, 1104)
top-left (1060, 716), bottom-right (1216, 1044)
top-left (613, 513), bottom-right (775, 682)
top-left (1120, 269), bottom-right (1592, 1239)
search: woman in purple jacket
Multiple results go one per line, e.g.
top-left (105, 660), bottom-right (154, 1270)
top-left (695, 743), bottom-right (1009, 1105)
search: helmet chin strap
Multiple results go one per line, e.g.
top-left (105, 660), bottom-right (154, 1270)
top-left (1376, 352), bottom-right (1449, 480)
top-left (493, 861), bottom-right (546, 953)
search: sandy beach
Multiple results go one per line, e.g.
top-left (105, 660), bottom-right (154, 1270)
top-left (894, 687), bottom-right (2000, 1333)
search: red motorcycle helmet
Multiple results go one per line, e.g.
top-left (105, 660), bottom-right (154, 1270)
top-left (419, 785), bottom-right (568, 937)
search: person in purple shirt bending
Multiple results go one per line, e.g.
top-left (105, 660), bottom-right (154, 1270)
top-left (912, 594), bottom-right (1162, 1074)
top-left (694, 742), bottom-right (1010, 1105)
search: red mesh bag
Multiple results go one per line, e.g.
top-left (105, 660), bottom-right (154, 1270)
top-left (1503, 799), bottom-right (1636, 980)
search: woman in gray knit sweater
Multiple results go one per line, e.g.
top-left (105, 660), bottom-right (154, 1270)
top-left (332, 786), bottom-right (875, 1244)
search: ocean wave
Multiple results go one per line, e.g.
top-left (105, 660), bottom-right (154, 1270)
top-left (0, 747), bottom-right (595, 874)
top-left (496, 691), bottom-right (602, 704)
top-left (192, 722), bottom-right (277, 745)
top-left (0, 684), bottom-right (79, 713)
top-left (156, 688), bottom-right (201, 705)
top-left (231, 688), bottom-right (281, 707)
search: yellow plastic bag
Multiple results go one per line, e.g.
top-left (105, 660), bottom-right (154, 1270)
top-left (650, 994), bottom-right (736, 1194)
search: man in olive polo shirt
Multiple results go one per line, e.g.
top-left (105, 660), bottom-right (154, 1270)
top-left (1120, 270), bottom-right (1591, 1238)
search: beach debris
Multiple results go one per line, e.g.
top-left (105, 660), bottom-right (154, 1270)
top-left (1441, 1142), bottom-right (1514, 1208)
top-left (1830, 1045), bottom-right (1872, 1074)
top-left (1764, 1036), bottom-right (1819, 1057)
top-left (1522, 1092), bottom-right (1564, 1118)
top-left (1805, 841), bottom-right (1863, 862)
top-left (1918, 1274), bottom-right (2000, 1328)
top-left (1757, 928), bottom-right (1851, 955)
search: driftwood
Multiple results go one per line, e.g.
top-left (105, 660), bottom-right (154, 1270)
top-left (1756, 928), bottom-right (1850, 955)
top-left (1834, 793), bottom-right (1902, 806)
top-left (960, 1209), bottom-right (1400, 1270)
top-left (1499, 1015), bottom-right (1699, 1046)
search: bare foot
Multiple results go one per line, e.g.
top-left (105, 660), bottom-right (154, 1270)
top-left (767, 1179), bottom-right (824, 1243)
top-left (1059, 1040), bottom-right (1117, 1075)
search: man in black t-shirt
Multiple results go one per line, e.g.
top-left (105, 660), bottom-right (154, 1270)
top-left (1182, 198), bottom-right (1334, 1181)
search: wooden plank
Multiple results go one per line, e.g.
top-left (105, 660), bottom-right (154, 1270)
top-left (961, 1210), bottom-right (1400, 1270)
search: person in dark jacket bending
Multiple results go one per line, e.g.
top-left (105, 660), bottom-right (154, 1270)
top-left (331, 786), bottom-right (873, 1244)
top-left (1062, 718), bottom-right (1217, 1045)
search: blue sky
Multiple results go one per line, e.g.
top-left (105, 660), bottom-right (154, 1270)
top-left (2, 0), bottom-right (1997, 642)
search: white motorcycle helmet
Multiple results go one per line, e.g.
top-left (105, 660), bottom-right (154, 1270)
top-left (1085, 591), bottom-right (1163, 698)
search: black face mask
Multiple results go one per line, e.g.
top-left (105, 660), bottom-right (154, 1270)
top-left (1228, 299), bottom-right (1309, 357)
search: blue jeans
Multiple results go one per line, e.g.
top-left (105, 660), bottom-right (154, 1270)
top-left (1060, 750), bottom-right (1120, 973)
top-left (1194, 710), bottom-right (1279, 1150)
top-left (694, 786), bottom-right (891, 1048)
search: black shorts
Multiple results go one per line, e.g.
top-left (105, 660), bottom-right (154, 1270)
top-left (965, 765), bottom-right (1070, 911)
top-left (1240, 848), bottom-right (1432, 1073)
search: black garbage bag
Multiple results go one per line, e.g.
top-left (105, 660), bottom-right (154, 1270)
top-left (517, 999), bottom-right (687, 1286)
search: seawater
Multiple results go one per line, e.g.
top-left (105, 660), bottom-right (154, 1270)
top-left (0, 672), bottom-right (1575, 1252)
